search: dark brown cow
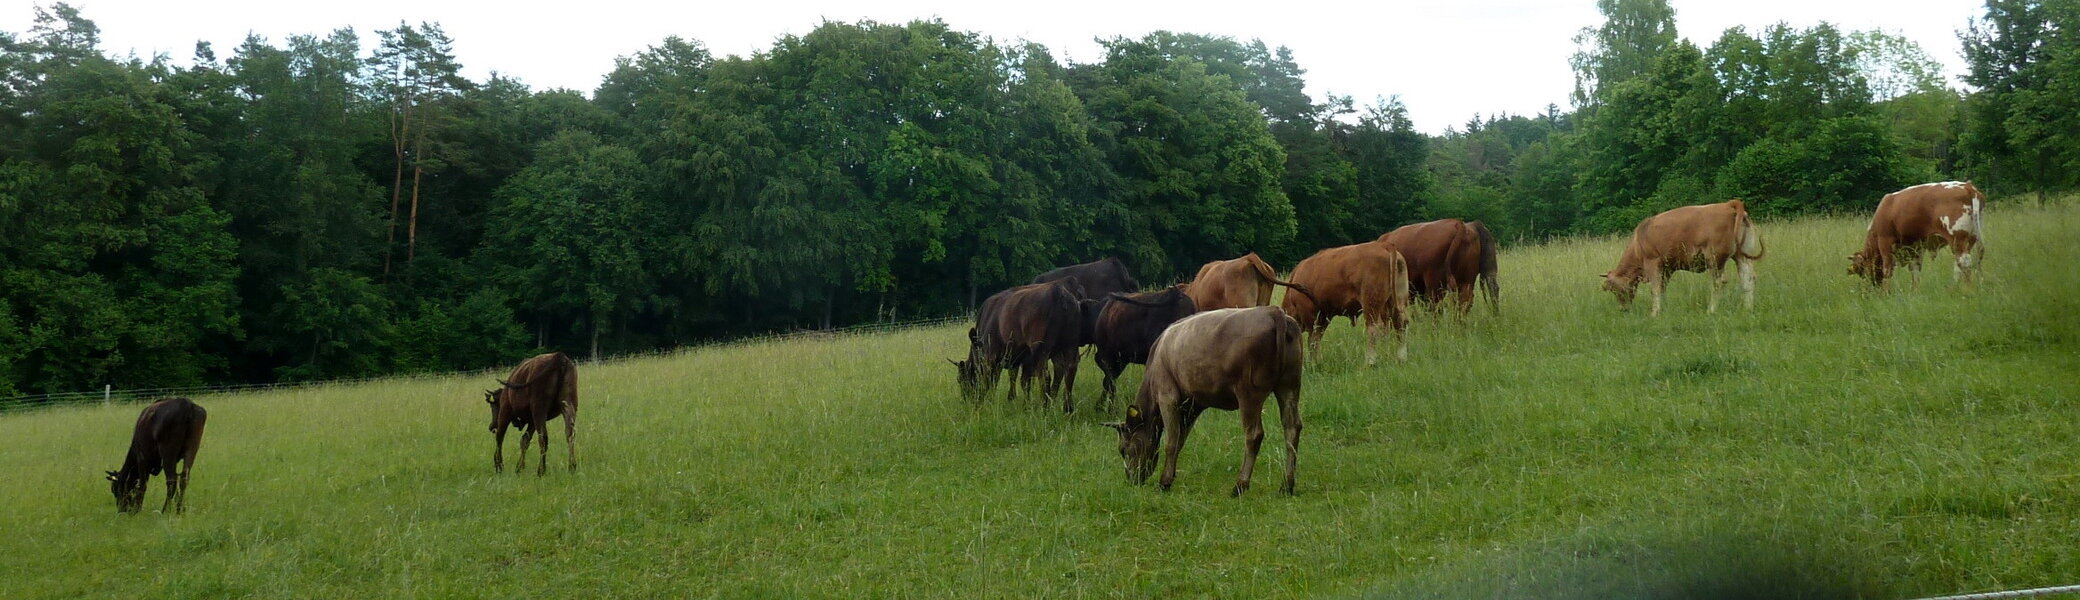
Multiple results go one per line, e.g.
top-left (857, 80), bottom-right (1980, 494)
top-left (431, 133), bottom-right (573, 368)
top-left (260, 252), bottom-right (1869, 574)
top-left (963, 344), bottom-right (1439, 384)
top-left (955, 279), bottom-right (1086, 407)
top-left (1089, 285), bottom-right (1197, 409)
top-left (1031, 257), bottom-right (1139, 301)
top-left (1600, 200), bottom-right (1764, 316)
top-left (1849, 181), bottom-right (1985, 290)
top-left (1379, 219), bottom-right (1499, 315)
top-left (1280, 240), bottom-right (1412, 365)
top-left (1182, 252), bottom-right (1316, 311)
top-left (106, 397), bottom-right (207, 514)
top-left (486, 352), bottom-right (579, 475)
top-left (1107, 306), bottom-right (1304, 496)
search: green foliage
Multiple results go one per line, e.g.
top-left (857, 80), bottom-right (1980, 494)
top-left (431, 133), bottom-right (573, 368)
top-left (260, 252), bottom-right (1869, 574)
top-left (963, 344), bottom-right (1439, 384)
top-left (1960, 0), bottom-right (2080, 198)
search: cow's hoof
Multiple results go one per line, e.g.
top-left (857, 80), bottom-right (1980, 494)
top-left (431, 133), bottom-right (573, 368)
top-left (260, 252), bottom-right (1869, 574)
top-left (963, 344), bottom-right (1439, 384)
top-left (1231, 484), bottom-right (1249, 497)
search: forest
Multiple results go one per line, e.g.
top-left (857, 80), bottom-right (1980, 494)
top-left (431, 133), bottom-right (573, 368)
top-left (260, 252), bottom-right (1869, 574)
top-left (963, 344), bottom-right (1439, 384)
top-left (0, 0), bottom-right (2074, 395)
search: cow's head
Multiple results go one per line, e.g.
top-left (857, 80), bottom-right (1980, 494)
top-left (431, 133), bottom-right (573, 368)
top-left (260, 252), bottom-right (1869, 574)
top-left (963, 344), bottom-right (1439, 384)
top-left (1846, 251), bottom-right (1877, 282)
top-left (1107, 403), bottom-right (1160, 484)
top-left (484, 380), bottom-right (519, 432)
top-left (107, 469), bottom-right (144, 513)
top-left (1599, 271), bottom-right (1638, 309)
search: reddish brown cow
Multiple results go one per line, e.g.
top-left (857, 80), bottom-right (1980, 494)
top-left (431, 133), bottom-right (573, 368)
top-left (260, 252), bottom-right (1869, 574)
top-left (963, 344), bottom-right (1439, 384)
top-left (1379, 219), bottom-right (1499, 315)
top-left (1182, 252), bottom-right (1316, 311)
top-left (1849, 181), bottom-right (1986, 290)
top-left (1280, 240), bottom-right (1412, 365)
top-left (106, 397), bottom-right (207, 514)
top-left (954, 279), bottom-right (1087, 407)
top-left (1600, 200), bottom-right (1765, 316)
top-left (1108, 306), bottom-right (1304, 496)
top-left (486, 352), bottom-right (579, 475)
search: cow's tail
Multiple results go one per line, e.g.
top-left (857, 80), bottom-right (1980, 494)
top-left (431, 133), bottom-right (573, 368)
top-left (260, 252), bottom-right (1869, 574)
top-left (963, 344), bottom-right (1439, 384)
top-left (1469, 221), bottom-right (1500, 312)
top-left (1732, 200), bottom-right (1765, 260)
top-left (1249, 253), bottom-right (1319, 306)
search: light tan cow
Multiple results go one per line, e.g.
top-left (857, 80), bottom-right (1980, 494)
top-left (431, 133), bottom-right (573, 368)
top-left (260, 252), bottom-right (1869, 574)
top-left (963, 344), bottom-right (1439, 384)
top-left (1182, 252), bottom-right (1315, 311)
top-left (1849, 181), bottom-right (1986, 290)
top-left (1107, 306), bottom-right (1304, 496)
top-left (1599, 200), bottom-right (1764, 316)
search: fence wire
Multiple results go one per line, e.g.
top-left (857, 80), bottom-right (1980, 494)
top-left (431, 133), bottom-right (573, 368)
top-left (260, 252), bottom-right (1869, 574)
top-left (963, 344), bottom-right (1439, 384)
top-left (0, 314), bottom-right (969, 415)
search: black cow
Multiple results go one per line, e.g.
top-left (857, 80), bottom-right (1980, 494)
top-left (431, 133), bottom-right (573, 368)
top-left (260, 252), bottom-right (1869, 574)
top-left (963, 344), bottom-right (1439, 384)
top-left (955, 279), bottom-right (1088, 406)
top-left (1089, 284), bottom-right (1198, 411)
top-left (106, 397), bottom-right (207, 514)
top-left (1032, 257), bottom-right (1140, 301)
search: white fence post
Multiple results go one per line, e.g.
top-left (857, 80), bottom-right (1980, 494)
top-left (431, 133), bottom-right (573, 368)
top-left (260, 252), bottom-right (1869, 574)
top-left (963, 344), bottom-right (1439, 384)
top-left (103, 385), bottom-right (110, 405)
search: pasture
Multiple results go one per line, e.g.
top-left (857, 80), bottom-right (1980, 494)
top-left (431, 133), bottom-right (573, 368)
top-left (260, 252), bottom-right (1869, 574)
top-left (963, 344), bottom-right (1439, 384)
top-left (2, 200), bottom-right (2076, 599)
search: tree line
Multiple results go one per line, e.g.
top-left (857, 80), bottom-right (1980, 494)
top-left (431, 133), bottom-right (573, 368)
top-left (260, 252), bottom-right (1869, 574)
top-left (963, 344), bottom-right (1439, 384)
top-left (1, 1), bottom-right (2074, 395)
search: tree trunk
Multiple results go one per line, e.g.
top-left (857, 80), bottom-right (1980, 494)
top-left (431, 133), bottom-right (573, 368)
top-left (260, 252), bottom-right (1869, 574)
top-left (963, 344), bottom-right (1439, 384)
top-left (589, 311), bottom-right (601, 361)
top-left (383, 104), bottom-right (408, 278)
top-left (407, 164), bottom-right (423, 266)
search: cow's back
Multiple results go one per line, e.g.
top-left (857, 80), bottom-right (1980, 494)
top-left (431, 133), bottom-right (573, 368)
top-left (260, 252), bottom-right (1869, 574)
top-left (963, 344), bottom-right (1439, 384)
top-left (1283, 241), bottom-right (1401, 320)
top-left (1145, 307), bottom-right (1301, 407)
top-left (1628, 202), bottom-right (1745, 265)
top-left (507, 352), bottom-right (576, 418)
top-left (1870, 183), bottom-right (1980, 245)
top-left (1185, 256), bottom-right (1266, 310)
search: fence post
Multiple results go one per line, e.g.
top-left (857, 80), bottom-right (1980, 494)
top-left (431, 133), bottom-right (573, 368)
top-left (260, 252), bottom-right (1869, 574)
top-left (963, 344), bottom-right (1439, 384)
top-left (103, 385), bottom-right (111, 405)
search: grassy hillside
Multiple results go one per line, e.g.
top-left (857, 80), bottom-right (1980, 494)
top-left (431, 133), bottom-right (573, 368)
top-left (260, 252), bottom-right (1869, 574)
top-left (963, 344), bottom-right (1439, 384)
top-left (3, 200), bottom-right (2076, 599)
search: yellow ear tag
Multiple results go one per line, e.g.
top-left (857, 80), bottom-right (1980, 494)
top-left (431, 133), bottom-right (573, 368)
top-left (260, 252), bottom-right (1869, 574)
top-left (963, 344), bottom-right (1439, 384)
top-left (1127, 405), bottom-right (1141, 418)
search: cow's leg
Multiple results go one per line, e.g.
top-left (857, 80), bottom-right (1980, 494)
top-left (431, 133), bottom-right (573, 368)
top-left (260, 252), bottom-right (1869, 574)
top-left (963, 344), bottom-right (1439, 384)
top-left (1156, 400), bottom-right (1189, 489)
top-left (1234, 393), bottom-right (1266, 497)
top-left (1737, 256), bottom-right (1757, 310)
top-left (492, 423), bottom-right (507, 473)
top-left (516, 426), bottom-right (534, 473)
top-left (1878, 246), bottom-right (1897, 293)
top-left (1645, 262), bottom-right (1666, 317)
top-left (1097, 354), bottom-right (1122, 408)
top-left (159, 454), bottom-right (180, 513)
top-left (1706, 261), bottom-right (1726, 313)
top-left (533, 410), bottom-right (551, 477)
top-left (1951, 240), bottom-right (1976, 287)
top-left (1274, 385), bottom-right (1302, 495)
top-left (1362, 315), bottom-right (1380, 367)
top-left (562, 400), bottom-right (578, 472)
top-left (1455, 278), bottom-right (1475, 318)
top-left (1056, 352), bottom-right (1080, 413)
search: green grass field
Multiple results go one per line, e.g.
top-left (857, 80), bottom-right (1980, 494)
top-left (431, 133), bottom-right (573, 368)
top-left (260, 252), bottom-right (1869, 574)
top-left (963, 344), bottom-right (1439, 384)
top-left (4, 200), bottom-right (2076, 599)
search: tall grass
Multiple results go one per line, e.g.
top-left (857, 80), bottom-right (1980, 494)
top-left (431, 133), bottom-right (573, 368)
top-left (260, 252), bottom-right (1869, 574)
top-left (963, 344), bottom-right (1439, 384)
top-left (2, 200), bottom-right (2075, 599)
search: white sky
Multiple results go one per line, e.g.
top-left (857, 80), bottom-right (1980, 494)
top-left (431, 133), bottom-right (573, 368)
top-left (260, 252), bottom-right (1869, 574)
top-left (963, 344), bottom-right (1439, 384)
top-left (5, 0), bottom-right (1983, 134)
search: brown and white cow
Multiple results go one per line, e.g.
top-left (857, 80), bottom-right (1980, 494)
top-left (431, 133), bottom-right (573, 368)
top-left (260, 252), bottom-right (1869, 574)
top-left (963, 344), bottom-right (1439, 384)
top-left (1849, 181), bottom-right (1986, 290)
top-left (1280, 240), bottom-right (1412, 365)
top-left (1107, 306), bottom-right (1303, 496)
top-left (1182, 252), bottom-right (1316, 311)
top-left (486, 352), bottom-right (579, 475)
top-left (1600, 200), bottom-right (1764, 316)
top-left (1379, 219), bottom-right (1499, 315)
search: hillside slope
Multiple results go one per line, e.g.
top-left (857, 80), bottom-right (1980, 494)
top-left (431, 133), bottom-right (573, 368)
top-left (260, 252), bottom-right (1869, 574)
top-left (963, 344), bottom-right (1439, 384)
top-left (2, 201), bottom-right (2076, 599)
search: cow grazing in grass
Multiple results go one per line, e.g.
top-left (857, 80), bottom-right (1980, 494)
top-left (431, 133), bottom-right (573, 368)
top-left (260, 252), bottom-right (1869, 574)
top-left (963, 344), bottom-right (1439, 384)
top-left (487, 352), bottom-right (579, 475)
top-left (1379, 219), bottom-right (1499, 315)
top-left (1031, 257), bottom-right (1139, 301)
top-left (955, 279), bottom-right (1087, 406)
top-left (1089, 284), bottom-right (1198, 410)
top-left (1849, 181), bottom-right (1986, 290)
top-left (106, 397), bottom-right (207, 514)
top-left (1108, 306), bottom-right (1304, 496)
top-left (1182, 252), bottom-right (1316, 311)
top-left (1600, 200), bottom-right (1764, 316)
top-left (1280, 240), bottom-right (1412, 365)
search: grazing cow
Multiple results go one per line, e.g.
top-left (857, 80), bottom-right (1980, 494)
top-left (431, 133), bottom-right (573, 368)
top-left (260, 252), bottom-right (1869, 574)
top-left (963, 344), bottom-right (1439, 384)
top-left (1089, 284), bottom-right (1198, 409)
top-left (106, 397), bottom-right (207, 514)
top-left (486, 352), bottom-right (579, 475)
top-left (1280, 240), bottom-right (1412, 365)
top-left (1849, 181), bottom-right (1986, 290)
top-left (1600, 200), bottom-right (1765, 316)
top-left (1182, 252), bottom-right (1317, 311)
top-left (955, 279), bottom-right (1087, 407)
top-left (1107, 306), bottom-right (1304, 496)
top-left (1031, 257), bottom-right (1139, 301)
top-left (1379, 219), bottom-right (1500, 315)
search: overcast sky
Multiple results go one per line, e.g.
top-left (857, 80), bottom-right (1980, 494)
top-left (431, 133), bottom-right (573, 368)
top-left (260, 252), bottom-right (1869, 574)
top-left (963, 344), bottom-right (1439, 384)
top-left (4, 0), bottom-right (1984, 134)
